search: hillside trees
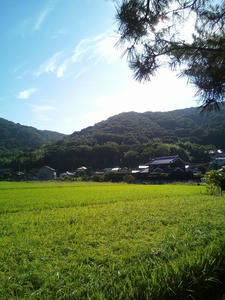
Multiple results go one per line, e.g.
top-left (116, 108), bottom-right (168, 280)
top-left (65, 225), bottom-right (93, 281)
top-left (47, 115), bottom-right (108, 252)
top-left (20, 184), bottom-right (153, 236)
top-left (116, 0), bottom-right (225, 109)
top-left (1, 108), bottom-right (225, 172)
top-left (0, 138), bottom-right (216, 172)
top-left (0, 117), bottom-right (65, 150)
top-left (122, 150), bottom-right (140, 167)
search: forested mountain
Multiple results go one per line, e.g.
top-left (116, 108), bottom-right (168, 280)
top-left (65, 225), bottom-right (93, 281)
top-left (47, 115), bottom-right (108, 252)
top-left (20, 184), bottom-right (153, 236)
top-left (33, 107), bottom-right (225, 171)
top-left (1, 107), bottom-right (225, 172)
top-left (0, 117), bottom-right (65, 150)
top-left (65, 107), bottom-right (225, 148)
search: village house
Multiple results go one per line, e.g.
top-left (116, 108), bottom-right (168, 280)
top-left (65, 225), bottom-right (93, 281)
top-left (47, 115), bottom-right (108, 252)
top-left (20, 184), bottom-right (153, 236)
top-left (76, 166), bottom-right (87, 173)
top-left (148, 156), bottom-right (186, 173)
top-left (211, 155), bottom-right (225, 167)
top-left (131, 165), bottom-right (149, 174)
top-left (96, 167), bottom-right (122, 174)
top-left (38, 166), bottom-right (56, 180)
top-left (59, 171), bottom-right (76, 179)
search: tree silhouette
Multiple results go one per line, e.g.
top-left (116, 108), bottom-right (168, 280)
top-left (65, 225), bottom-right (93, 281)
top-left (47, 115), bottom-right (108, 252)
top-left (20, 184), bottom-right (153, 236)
top-left (116, 0), bottom-right (225, 110)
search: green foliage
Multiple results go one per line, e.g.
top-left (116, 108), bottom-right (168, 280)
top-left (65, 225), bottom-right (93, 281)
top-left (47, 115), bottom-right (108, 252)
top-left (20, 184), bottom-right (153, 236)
top-left (67, 107), bottom-right (225, 150)
top-left (204, 169), bottom-right (225, 194)
top-left (36, 107), bottom-right (225, 171)
top-left (116, 0), bottom-right (225, 109)
top-left (91, 174), bottom-right (105, 182)
top-left (0, 182), bottom-right (225, 299)
top-left (0, 117), bottom-right (65, 150)
top-left (2, 107), bottom-right (225, 172)
top-left (122, 150), bottom-right (139, 167)
top-left (103, 171), bottom-right (124, 182)
top-left (123, 173), bottom-right (135, 183)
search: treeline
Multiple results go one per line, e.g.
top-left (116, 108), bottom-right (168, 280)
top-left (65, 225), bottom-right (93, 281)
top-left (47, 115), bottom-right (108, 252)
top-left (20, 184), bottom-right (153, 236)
top-left (1, 106), bottom-right (225, 172)
top-left (0, 140), bottom-right (215, 172)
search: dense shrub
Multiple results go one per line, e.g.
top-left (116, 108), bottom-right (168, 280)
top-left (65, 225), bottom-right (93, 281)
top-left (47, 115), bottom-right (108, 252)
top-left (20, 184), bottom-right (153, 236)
top-left (204, 170), bottom-right (225, 195)
top-left (90, 174), bottom-right (104, 182)
top-left (123, 174), bottom-right (135, 183)
top-left (103, 171), bottom-right (124, 182)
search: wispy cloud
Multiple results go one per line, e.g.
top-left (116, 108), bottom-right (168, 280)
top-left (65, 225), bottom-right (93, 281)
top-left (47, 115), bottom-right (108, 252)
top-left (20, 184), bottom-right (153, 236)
top-left (56, 58), bottom-right (70, 78)
top-left (95, 35), bottom-right (121, 64)
top-left (36, 31), bottom-right (121, 80)
top-left (15, 1), bottom-right (58, 38)
top-left (17, 88), bottom-right (37, 99)
top-left (34, 2), bottom-right (55, 31)
top-left (12, 63), bottom-right (30, 80)
top-left (35, 52), bottom-right (63, 77)
top-left (34, 0), bottom-right (60, 32)
top-left (71, 33), bottom-right (120, 65)
top-left (52, 36), bottom-right (104, 79)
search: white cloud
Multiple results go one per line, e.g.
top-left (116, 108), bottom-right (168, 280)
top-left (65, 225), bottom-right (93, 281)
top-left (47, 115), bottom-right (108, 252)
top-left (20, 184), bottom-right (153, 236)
top-left (72, 38), bottom-right (92, 62)
top-left (12, 63), bottom-right (30, 79)
top-left (17, 88), bottom-right (37, 99)
top-left (95, 34), bottom-right (121, 64)
top-left (53, 38), bottom-right (95, 78)
top-left (71, 32), bottom-right (120, 65)
top-left (53, 36), bottom-right (103, 79)
top-left (34, 2), bottom-right (55, 31)
top-left (15, 1), bottom-right (58, 37)
top-left (36, 31), bottom-right (121, 79)
top-left (34, 9), bottom-right (48, 31)
top-left (35, 52), bottom-right (63, 77)
top-left (56, 58), bottom-right (70, 78)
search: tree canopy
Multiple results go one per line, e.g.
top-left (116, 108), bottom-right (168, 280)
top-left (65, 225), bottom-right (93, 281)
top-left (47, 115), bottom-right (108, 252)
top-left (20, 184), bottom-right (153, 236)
top-left (2, 107), bottom-right (225, 172)
top-left (0, 117), bottom-right (65, 150)
top-left (116, 0), bottom-right (225, 110)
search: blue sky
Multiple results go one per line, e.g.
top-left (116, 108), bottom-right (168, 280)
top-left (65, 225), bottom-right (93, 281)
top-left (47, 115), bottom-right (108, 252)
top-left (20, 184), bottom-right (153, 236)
top-left (0, 0), bottom-right (197, 134)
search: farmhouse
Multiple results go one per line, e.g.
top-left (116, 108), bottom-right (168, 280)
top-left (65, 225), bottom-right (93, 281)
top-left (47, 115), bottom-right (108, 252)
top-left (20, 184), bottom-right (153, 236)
top-left (59, 171), bottom-right (76, 178)
top-left (76, 166), bottom-right (87, 173)
top-left (131, 165), bottom-right (149, 174)
top-left (148, 156), bottom-right (186, 173)
top-left (38, 166), bottom-right (56, 180)
top-left (212, 155), bottom-right (225, 167)
top-left (101, 167), bottom-right (121, 173)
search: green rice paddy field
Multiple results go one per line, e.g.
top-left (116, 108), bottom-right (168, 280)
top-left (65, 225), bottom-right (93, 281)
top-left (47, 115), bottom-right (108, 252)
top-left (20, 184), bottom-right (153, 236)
top-left (0, 181), bottom-right (225, 299)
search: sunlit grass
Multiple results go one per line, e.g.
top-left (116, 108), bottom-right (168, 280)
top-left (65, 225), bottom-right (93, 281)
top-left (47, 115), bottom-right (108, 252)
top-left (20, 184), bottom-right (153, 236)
top-left (0, 182), bottom-right (224, 299)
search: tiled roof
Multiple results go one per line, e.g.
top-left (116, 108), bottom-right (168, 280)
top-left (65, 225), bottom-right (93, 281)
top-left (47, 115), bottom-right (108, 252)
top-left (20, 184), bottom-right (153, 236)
top-left (149, 156), bottom-right (179, 165)
top-left (42, 166), bottom-right (56, 171)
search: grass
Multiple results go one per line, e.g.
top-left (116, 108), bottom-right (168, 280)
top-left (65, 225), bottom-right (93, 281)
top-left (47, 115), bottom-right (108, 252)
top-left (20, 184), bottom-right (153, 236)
top-left (0, 181), bottom-right (225, 299)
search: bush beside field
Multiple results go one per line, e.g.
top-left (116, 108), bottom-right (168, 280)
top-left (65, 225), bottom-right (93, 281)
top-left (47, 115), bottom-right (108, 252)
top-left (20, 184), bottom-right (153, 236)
top-left (0, 182), bottom-right (224, 299)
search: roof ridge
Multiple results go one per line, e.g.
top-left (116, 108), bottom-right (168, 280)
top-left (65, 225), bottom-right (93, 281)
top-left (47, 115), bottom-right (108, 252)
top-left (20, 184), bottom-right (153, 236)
top-left (153, 155), bottom-right (178, 160)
